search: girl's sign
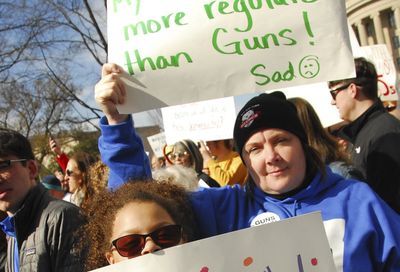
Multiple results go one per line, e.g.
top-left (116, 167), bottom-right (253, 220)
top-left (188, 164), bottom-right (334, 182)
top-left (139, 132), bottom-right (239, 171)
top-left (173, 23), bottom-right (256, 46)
top-left (91, 212), bottom-right (336, 272)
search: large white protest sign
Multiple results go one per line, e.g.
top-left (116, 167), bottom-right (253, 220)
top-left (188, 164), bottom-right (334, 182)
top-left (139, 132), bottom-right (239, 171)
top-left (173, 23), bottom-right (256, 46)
top-left (353, 44), bottom-right (398, 102)
top-left (91, 212), bottom-right (336, 272)
top-left (162, 96), bottom-right (236, 143)
top-left (107, 0), bottom-right (355, 113)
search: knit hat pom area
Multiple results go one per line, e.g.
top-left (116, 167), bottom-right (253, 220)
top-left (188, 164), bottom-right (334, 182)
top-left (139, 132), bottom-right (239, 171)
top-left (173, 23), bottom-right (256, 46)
top-left (233, 91), bottom-right (307, 155)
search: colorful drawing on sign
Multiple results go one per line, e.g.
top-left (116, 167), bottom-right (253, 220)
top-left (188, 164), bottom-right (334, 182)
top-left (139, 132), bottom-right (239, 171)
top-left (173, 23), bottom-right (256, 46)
top-left (378, 75), bottom-right (397, 97)
top-left (355, 45), bottom-right (399, 104)
top-left (199, 254), bottom-right (320, 271)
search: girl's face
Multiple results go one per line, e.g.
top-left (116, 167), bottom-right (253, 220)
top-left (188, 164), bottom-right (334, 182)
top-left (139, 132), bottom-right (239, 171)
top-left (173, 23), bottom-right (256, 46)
top-left (64, 159), bottom-right (83, 194)
top-left (242, 128), bottom-right (306, 195)
top-left (106, 201), bottom-right (184, 264)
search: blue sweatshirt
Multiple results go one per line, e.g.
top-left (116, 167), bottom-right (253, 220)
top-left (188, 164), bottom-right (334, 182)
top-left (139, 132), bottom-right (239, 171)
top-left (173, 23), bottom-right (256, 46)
top-left (99, 115), bottom-right (152, 189)
top-left (99, 116), bottom-right (400, 272)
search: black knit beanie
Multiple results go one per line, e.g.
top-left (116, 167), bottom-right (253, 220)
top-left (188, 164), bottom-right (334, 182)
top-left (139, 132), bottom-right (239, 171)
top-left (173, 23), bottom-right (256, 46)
top-left (233, 91), bottom-right (307, 158)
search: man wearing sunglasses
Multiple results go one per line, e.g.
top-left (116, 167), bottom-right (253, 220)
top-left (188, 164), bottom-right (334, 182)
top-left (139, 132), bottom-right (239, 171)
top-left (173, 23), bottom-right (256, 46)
top-left (328, 57), bottom-right (400, 213)
top-left (0, 128), bottom-right (86, 271)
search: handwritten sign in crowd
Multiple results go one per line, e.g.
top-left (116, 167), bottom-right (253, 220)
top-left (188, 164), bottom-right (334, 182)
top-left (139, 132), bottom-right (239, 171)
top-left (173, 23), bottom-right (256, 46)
top-left (161, 96), bottom-right (236, 143)
top-left (147, 132), bottom-right (167, 157)
top-left (107, 0), bottom-right (355, 113)
top-left (354, 44), bottom-right (398, 102)
top-left (91, 212), bottom-right (336, 272)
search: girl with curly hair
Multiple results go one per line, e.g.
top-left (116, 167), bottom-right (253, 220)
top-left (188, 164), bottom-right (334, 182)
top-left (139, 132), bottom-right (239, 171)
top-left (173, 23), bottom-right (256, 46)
top-left (81, 180), bottom-right (197, 271)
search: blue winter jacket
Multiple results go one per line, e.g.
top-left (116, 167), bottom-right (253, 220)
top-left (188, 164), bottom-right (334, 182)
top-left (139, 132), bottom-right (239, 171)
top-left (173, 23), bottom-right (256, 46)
top-left (99, 116), bottom-right (400, 272)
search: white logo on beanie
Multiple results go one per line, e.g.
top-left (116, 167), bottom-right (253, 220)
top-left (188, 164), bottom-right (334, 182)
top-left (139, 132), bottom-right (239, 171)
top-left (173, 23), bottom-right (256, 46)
top-left (240, 109), bottom-right (260, 128)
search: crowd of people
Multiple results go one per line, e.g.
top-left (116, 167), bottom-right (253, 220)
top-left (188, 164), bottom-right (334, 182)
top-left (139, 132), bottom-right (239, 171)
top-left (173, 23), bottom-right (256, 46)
top-left (0, 57), bottom-right (400, 271)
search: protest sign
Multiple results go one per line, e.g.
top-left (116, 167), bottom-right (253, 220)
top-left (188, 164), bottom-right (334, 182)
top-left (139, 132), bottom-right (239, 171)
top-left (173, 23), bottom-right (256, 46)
top-left (276, 82), bottom-right (341, 127)
top-left (107, 0), bottom-right (355, 113)
top-left (161, 96), bottom-right (236, 143)
top-left (161, 83), bottom-right (339, 143)
top-left (147, 132), bottom-right (167, 157)
top-left (91, 212), bottom-right (336, 272)
top-left (353, 44), bottom-right (398, 102)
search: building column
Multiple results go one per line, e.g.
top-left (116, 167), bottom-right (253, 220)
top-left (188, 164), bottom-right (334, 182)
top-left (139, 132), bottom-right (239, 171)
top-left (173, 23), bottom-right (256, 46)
top-left (355, 20), bottom-right (368, 46)
top-left (393, 6), bottom-right (400, 35)
top-left (371, 12), bottom-right (385, 44)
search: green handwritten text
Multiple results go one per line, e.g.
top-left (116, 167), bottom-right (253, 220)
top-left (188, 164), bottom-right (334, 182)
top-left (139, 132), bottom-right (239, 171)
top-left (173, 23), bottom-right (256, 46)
top-left (212, 27), bottom-right (296, 55)
top-left (113, 0), bottom-right (140, 15)
top-left (124, 49), bottom-right (193, 75)
top-left (204, 0), bottom-right (318, 32)
top-left (124, 12), bottom-right (187, 40)
top-left (251, 62), bottom-right (295, 86)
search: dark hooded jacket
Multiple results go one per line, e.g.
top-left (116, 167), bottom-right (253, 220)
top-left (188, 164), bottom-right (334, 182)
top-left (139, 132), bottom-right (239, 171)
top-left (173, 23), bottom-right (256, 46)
top-left (338, 101), bottom-right (400, 213)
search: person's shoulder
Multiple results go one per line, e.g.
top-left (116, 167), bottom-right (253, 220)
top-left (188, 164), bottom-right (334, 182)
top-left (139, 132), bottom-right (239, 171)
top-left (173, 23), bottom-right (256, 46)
top-left (231, 150), bottom-right (240, 157)
top-left (335, 177), bottom-right (382, 202)
top-left (361, 112), bottom-right (400, 142)
top-left (192, 184), bottom-right (245, 198)
top-left (43, 198), bottom-right (82, 222)
top-left (328, 161), bottom-right (364, 180)
top-left (371, 111), bottom-right (400, 130)
top-left (230, 151), bottom-right (244, 162)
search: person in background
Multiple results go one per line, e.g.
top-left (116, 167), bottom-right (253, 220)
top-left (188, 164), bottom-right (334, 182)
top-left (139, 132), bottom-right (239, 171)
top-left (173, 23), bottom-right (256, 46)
top-left (81, 180), bottom-right (197, 271)
top-left (41, 175), bottom-right (66, 199)
top-left (288, 97), bottom-right (364, 180)
top-left (93, 65), bottom-right (400, 272)
top-left (328, 57), bottom-right (400, 213)
top-left (48, 136), bottom-right (69, 172)
top-left (199, 139), bottom-right (247, 186)
top-left (53, 169), bottom-right (68, 191)
top-left (49, 137), bottom-right (71, 195)
top-left (150, 153), bottom-right (166, 171)
top-left (64, 152), bottom-right (96, 209)
top-left (164, 140), bottom-right (220, 188)
top-left (0, 128), bottom-right (85, 271)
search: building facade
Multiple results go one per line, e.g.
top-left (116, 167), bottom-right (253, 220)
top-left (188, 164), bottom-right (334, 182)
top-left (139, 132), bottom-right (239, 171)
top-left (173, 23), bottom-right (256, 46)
top-left (347, 0), bottom-right (400, 73)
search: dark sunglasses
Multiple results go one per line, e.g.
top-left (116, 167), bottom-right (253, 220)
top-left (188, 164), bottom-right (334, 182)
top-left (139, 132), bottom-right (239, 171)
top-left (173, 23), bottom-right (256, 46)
top-left (167, 151), bottom-right (189, 161)
top-left (0, 159), bottom-right (28, 170)
top-left (111, 224), bottom-right (182, 257)
top-left (329, 83), bottom-right (352, 100)
top-left (65, 169), bottom-right (75, 177)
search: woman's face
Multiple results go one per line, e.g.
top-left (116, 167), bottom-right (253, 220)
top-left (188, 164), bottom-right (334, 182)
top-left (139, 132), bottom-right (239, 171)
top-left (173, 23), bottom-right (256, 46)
top-left (64, 159), bottom-right (83, 194)
top-left (106, 201), bottom-right (184, 264)
top-left (168, 145), bottom-right (191, 168)
top-left (242, 128), bottom-right (306, 195)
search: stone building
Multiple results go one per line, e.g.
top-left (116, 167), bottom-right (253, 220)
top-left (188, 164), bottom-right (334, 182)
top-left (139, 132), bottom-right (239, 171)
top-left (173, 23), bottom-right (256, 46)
top-left (347, 0), bottom-right (400, 73)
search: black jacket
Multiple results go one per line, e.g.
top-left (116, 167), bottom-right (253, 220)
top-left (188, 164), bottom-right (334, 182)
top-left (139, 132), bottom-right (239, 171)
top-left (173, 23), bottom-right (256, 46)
top-left (5, 184), bottom-right (85, 272)
top-left (339, 101), bottom-right (400, 213)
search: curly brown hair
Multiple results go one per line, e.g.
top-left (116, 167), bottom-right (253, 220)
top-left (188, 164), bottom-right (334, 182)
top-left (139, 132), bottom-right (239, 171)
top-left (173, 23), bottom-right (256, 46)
top-left (87, 160), bottom-right (109, 195)
top-left (81, 179), bottom-right (198, 271)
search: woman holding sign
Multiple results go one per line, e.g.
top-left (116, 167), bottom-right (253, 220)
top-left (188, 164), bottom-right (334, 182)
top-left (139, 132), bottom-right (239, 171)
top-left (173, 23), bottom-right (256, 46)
top-left (95, 63), bottom-right (400, 271)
